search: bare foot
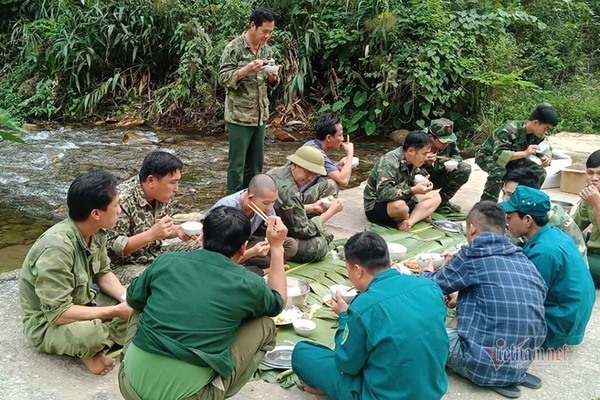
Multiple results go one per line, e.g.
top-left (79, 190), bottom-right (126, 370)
top-left (424, 216), bottom-right (432, 223)
top-left (81, 352), bottom-right (115, 375)
top-left (301, 382), bottom-right (325, 395)
top-left (398, 220), bottom-right (412, 232)
top-left (284, 264), bottom-right (290, 271)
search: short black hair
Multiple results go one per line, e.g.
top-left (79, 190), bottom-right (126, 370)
top-left (466, 201), bottom-right (507, 235)
top-left (586, 149), bottom-right (600, 169)
top-left (203, 206), bottom-right (251, 258)
top-left (515, 211), bottom-right (549, 227)
top-left (502, 167), bottom-right (541, 189)
top-left (67, 171), bottom-right (118, 222)
top-left (250, 7), bottom-right (275, 27)
top-left (315, 113), bottom-right (341, 141)
top-left (344, 231), bottom-right (391, 271)
top-left (528, 103), bottom-right (558, 126)
top-left (403, 130), bottom-right (432, 151)
top-left (139, 151), bottom-right (183, 182)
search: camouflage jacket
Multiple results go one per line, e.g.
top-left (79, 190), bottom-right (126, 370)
top-left (363, 147), bottom-right (418, 212)
top-left (267, 164), bottom-right (324, 239)
top-left (422, 141), bottom-right (462, 175)
top-left (218, 33), bottom-right (278, 126)
top-left (548, 204), bottom-right (588, 262)
top-left (19, 219), bottom-right (111, 347)
top-left (477, 120), bottom-right (552, 168)
top-left (574, 200), bottom-right (600, 252)
top-left (106, 176), bottom-right (173, 264)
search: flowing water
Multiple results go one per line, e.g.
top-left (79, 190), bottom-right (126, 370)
top-left (0, 125), bottom-right (394, 272)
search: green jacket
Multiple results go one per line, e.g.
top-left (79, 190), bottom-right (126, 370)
top-left (218, 33), bottom-right (278, 126)
top-left (267, 164), bottom-right (324, 239)
top-left (363, 147), bottom-right (418, 212)
top-left (574, 199), bottom-right (600, 252)
top-left (476, 120), bottom-right (551, 168)
top-left (19, 219), bottom-right (111, 347)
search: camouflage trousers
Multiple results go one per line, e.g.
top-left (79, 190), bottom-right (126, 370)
top-left (246, 236), bottom-right (299, 268)
top-left (427, 162), bottom-right (472, 203)
top-left (112, 239), bottom-right (203, 285)
top-left (301, 178), bottom-right (339, 205)
top-left (34, 291), bottom-right (128, 359)
top-left (475, 155), bottom-right (546, 202)
top-left (290, 235), bottom-right (329, 263)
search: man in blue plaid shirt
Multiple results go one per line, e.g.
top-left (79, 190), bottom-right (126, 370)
top-left (421, 201), bottom-right (547, 398)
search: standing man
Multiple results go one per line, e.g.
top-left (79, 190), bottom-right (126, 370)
top-left (19, 171), bottom-right (132, 375)
top-left (422, 118), bottom-right (471, 212)
top-left (219, 7), bottom-right (279, 195)
top-left (292, 231), bottom-right (449, 400)
top-left (476, 103), bottom-right (558, 201)
top-left (501, 186), bottom-right (595, 349)
top-left (210, 173), bottom-right (298, 275)
top-left (573, 149), bottom-right (600, 286)
top-left (300, 113), bottom-right (355, 203)
top-left (363, 131), bottom-right (441, 231)
top-left (106, 151), bottom-right (199, 283)
top-left (267, 146), bottom-right (344, 263)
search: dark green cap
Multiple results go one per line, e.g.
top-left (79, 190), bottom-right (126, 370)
top-left (499, 186), bottom-right (551, 217)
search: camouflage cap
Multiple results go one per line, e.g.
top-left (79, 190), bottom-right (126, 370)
top-left (287, 146), bottom-right (327, 176)
top-left (428, 118), bottom-right (457, 144)
top-left (499, 185), bottom-right (551, 217)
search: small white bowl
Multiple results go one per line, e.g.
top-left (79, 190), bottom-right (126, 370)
top-left (351, 157), bottom-right (359, 167)
top-left (181, 221), bottom-right (203, 236)
top-left (414, 174), bottom-right (427, 184)
top-left (293, 319), bottom-right (316, 337)
top-left (387, 242), bottom-right (408, 260)
top-left (262, 64), bottom-right (279, 74)
top-left (444, 160), bottom-right (459, 171)
top-left (415, 253), bottom-right (444, 268)
top-left (320, 196), bottom-right (335, 209)
top-left (329, 284), bottom-right (357, 304)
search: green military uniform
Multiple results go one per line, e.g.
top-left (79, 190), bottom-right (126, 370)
top-left (573, 199), bottom-right (600, 285)
top-left (292, 269), bottom-right (449, 400)
top-left (19, 219), bottom-right (127, 359)
top-left (106, 176), bottom-right (201, 283)
top-left (267, 164), bottom-right (329, 263)
top-left (218, 33), bottom-right (278, 194)
top-left (363, 147), bottom-right (418, 214)
top-left (476, 120), bottom-right (551, 201)
top-left (422, 118), bottom-right (471, 208)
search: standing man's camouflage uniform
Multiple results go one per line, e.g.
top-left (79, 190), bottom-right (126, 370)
top-left (476, 103), bottom-right (558, 202)
top-left (219, 7), bottom-right (279, 194)
top-left (421, 118), bottom-right (471, 211)
top-left (548, 204), bottom-right (588, 263)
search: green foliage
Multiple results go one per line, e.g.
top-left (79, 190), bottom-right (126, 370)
top-left (0, 109), bottom-right (27, 143)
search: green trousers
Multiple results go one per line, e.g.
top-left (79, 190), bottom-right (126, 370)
top-left (119, 311), bottom-right (276, 400)
top-left (34, 292), bottom-right (127, 359)
top-left (476, 155), bottom-right (547, 202)
top-left (226, 122), bottom-right (265, 195)
top-left (301, 178), bottom-right (339, 205)
top-left (427, 161), bottom-right (472, 203)
top-left (588, 251), bottom-right (600, 286)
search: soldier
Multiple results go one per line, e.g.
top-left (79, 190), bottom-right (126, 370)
top-left (422, 118), bottom-right (471, 212)
top-left (218, 7), bottom-right (279, 195)
top-left (267, 146), bottom-right (344, 263)
top-left (106, 151), bottom-right (200, 283)
top-left (476, 103), bottom-right (558, 201)
top-left (501, 167), bottom-right (588, 263)
top-left (299, 113), bottom-right (355, 206)
top-left (573, 149), bottom-right (600, 286)
top-left (363, 131), bottom-right (441, 231)
top-left (19, 171), bottom-right (132, 375)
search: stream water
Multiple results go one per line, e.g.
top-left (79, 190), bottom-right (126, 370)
top-left (0, 125), bottom-right (394, 272)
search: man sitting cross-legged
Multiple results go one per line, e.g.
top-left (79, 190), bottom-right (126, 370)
top-left (292, 231), bottom-right (450, 400)
top-left (363, 130), bottom-right (441, 231)
top-left (501, 186), bottom-right (595, 350)
top-left (19, 171), bottom-right (132, 375)
top-left (211, 173), bottom-right (298, 275)
top-left (118, 207), bottom-right (288, 400)
top-left (421, 201), bottom-right (547, 398)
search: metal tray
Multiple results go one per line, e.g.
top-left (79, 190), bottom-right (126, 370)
top-left (262, 342), bottom-right (295, 369)
top-left (432, 220), bottom-right (464, 234)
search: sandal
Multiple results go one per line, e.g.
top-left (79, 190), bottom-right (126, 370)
top-left (491, 385), bottom-right (521, 398)
top-left (520, 373), bottom-right (542, 389)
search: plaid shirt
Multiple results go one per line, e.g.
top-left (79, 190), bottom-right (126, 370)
top-left (422, 232), bottom-right (547, 387)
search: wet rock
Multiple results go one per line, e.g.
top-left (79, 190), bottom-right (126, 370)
top-left (273, 128), bottom-right (297, 142)
top-left (122, 132), bottom-right (153, 145)
top-left (163, 137), bottom-right (176, 144)
top-left (390, 129), bottom-right (410, 145)
top-left (22, 123), bottom-right (40, 131)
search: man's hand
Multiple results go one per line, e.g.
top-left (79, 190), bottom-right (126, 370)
top-left (440, 251), bottom-right (455, 268)
top-left (113, 301), bottom-right (133, 321)
top-left (424, 152), bottom-right (437, 164)
top-left (150, 216), bottom-right (174, 240)
top-left (580, 185), bottom-right (600, 208)
top-left (242, 59), bottom-right (264, 75)
top-left (249, 240), bottom-right (270, 257)
top-left (412, 181), bottom-right (433, 195)
top-left (329, 198), bottom-right (344, 215)
top-left (331, 291), bottom-right (349, 315)
top-left (341, 141), bottom-right (354, 156)
top-left (445, 292), bottom-right (458, 309)
top-left (265, 216), bottom-right (288, 247)
top-left (525, 144), bottom-right (539, 155)
top-left (176, 227), bottom-right (194, 242)
top-left (310, 201), bottom-right (328, 215)
top-left (540, 155), bottom-right (551, 167)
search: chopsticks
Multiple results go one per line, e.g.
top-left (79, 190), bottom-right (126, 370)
top-left (249, 201), bottom-right (280, 232)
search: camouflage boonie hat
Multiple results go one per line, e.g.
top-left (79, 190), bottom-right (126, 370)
top-left (428, 118), bottom-right (457, 144)
top-left (287, 146), bottom-right (327, 176)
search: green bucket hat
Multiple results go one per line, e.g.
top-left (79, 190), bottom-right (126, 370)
top-left (428, 118), bottom-right (457, 144)
top-left (499, 185), bottom-right (551, 217)
top-left (287, 146), bottom-right (327, 176)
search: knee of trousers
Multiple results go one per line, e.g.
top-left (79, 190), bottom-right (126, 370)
top-left (39, 319), bottom-right (110, 358)
top-left (284, 237), bottom-right (299, 260)
top-left (294, 236), bottom-right (328, 262)
top-left (452, 162), bottom-right (472, 183)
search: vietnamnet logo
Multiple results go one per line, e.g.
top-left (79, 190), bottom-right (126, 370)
top-left (483, 338), bottom-right (569, 370)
